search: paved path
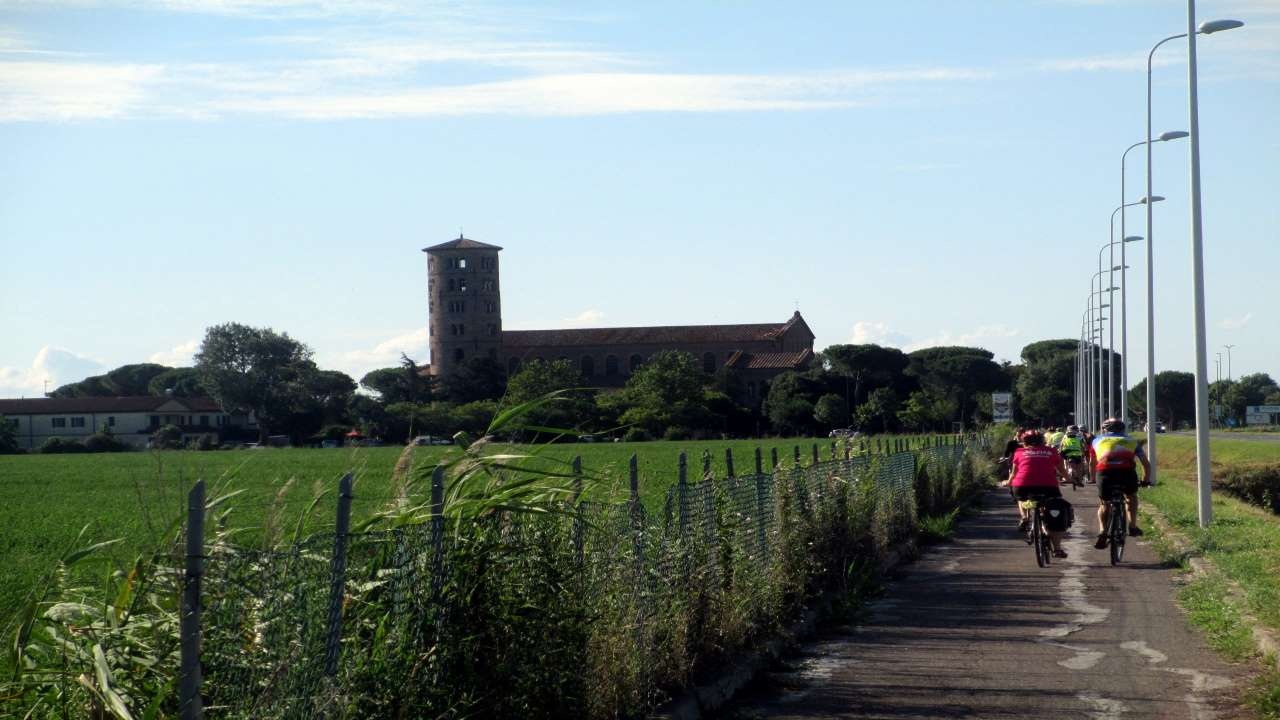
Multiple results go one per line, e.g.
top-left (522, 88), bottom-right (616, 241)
top-left (720, 488), bottom-right (1252, 719)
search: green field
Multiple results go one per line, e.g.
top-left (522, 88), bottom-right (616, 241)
top-left (0, 436), bottom-right (888, 641)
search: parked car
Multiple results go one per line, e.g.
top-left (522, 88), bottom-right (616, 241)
top-left (1142, 422), bottom-right (1167, 434)
top-left (413, 435), bottom-right (454, 446)
top-left (828, 427), bottom-right (860, 439)
top-left (577, 434), bottom-right (603, 443)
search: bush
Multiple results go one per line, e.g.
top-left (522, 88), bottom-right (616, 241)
top-left (151, 424), bottom-right (184, 450)
top-left (1213, 463), bottom-right (1280, 514)
top-left (83, 432), bottom-right (130, 453)
top-left (39, 437), bottom-right (86, 454)
top-left (621, 427), bottom-right (653, 443)
top-left (661, 426), bottom-right (691, 441)
top-left (195, 433), bottom-right (219, 451)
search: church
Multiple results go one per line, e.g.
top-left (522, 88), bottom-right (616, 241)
top-left (422, 236), bottom-right (815, 404)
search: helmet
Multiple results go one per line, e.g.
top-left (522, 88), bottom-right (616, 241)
top-left (1102, 417), bottom-right (1125, 433)
top-left (1067, 425), bottom-right (1079, 433)
top-left (1018, 429), bottom-right (1045, 446)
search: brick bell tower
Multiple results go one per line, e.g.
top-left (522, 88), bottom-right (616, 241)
top-left (423, 235), bottom-right (503, 378)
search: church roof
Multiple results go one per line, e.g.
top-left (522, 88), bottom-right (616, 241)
top-left (723, 349), bottom-right (814, 370)
top-left (421, 236), bottom-right (503, 252)
top-left (502, 313), bottom-right (808, 348)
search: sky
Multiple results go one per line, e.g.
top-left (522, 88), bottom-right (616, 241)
top-left (1, 0), bottom-right (1277, 398)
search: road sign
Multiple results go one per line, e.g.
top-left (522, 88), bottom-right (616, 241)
top-left (992, 393), bottom-right (1012, 423)
top-left (1246, 405), bottom-right (1280, 414)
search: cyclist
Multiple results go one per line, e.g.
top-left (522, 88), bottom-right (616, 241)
top-left (1092, 417), bottom-right (1153, 549)
top-left (1059, 425), bottom-right (1086, 485)
top-left (1048, 426), bottom-right (1065, 449)
top-left (1001, 429), bottom-right (1071, 558)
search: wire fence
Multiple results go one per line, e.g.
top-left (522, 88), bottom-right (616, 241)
top-left (165, 433), bottom-right (991, 719)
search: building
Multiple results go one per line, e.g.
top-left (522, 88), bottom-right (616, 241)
top-left (0, 396), bottom-right (252, 451)
top-left (421, 236), bottom-right (815, 403)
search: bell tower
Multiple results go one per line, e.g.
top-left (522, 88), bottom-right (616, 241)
top-left (422, 235), bottom-right (503, 378)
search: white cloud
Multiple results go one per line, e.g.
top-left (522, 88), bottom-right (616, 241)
top-left (905, 324), bottom-right (1021, 353)
top-left (848, 321), bottom-right (912, 348)
top-left (148, 339), bottom-right (200, 366)
top-left (0, 346), bottom-right (108, 397)
top-left (1220, 312), bottom-right (1252, 329)
top-left (326, 327), bottom-right (430, 380)
top-left (559, 309), bottom-right (605, 327)
top-left (0, 61), bottom-right (163, 121)
top-left (1037, 53), bottom-right (1179, 73)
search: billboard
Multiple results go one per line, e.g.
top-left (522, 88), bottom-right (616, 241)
top-left (992, 392), bottom-right (1013, 423)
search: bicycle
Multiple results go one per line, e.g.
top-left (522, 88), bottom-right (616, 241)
top-left (1063, 457), bottom-right (1085, 491)
top-left (1019, 496), bottom-right (1054, 568)
top-left (1103, 487), bottom-right (1128, 565)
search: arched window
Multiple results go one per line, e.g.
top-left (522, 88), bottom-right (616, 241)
top-left (508, 357), bottom-right (521, 375)
top-left (453, 348), bottom-right (465, 362)
top-left (581, 356), bottom-right (595, 377)
top-left (605, 355), bottom-right (619, 376)
top-left (629, 354), bottom-right (643, 373)
top-left (703, 352), bottom-right (717, 374)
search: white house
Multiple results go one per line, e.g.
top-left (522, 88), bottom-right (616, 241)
top-left (0, 396), bottom-right (254, 450)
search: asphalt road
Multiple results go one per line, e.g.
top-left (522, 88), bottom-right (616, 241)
top-left (720, 487), bottom-right (1251, 719)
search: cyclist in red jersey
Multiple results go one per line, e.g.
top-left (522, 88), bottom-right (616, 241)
top-left (1001, 430), bottom-right (1071, 558)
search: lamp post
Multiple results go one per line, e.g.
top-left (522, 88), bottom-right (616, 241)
top-left (1146, 12), bottom-right (1242, 503)
top-left (1186, 7), bottom-right (1244, 527)
top-left (1115, 171), bottom-right (1173, 426)
top-left (1223, 344), bottom-right (1235, 381)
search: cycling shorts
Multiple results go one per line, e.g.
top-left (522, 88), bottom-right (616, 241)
top-left (1098, 469), bottom-right (1139, 499)
top-left (1013, 486), bottom-right (1062, 501)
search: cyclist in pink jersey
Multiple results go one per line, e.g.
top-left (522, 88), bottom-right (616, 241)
top-left (1001, 430), bottom-right (1071, 558)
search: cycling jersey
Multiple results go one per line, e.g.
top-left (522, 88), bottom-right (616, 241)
top-left (1010, 446), bottom-right (1062, 489)
top-left (1049, 432), bottom-right (1065, 448)
top-left (1092, 433), bottom-right (1145, 472)
top-left (1059, 434), bottom-right (1084, 458)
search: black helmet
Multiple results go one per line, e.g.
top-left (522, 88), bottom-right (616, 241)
top-left (1067, 425), bottom-right (1080, 433)
top-left (1102, 417), bottom-right (1125, 433)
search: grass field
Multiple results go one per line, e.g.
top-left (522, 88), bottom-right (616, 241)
top-left (0, 435), bottom-right (901, 643)
top-left (1137, 434), bottom-right (1280, 718)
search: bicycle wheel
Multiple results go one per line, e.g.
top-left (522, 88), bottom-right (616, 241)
top-left (1109, 500), bottom-right (1126, 565)
top-left (1034, 510), bottom-right (1049, 568)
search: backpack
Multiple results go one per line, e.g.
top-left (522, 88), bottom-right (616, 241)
top-left (1042, 497), bottom-right (1074, 532)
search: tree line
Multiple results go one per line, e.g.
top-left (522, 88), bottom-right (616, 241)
top-left (30, 323), bottom-right (1274, 447)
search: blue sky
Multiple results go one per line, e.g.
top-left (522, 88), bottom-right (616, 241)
top-left (1, 0), bottom-right (1276, 397)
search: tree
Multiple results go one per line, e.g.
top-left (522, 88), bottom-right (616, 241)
top-left (147, 367), bottom-right (208, 397)
top-left (504, 359), bottom-right (592, 435)
top-left (0, 419), bottom-right (19, 454)
top-left (820, 344), bottom-right (912, 408)
top-left (194, 323), bottom-right (314, 441)
top-left (813, 393), bottom-right (849, 428)
top-left (1128, 371), bottom-right (1195, 429)
top-left (48, 375), bottom-right (113, 398)
top-left (855, 387), bottom-right (900, 434)
top-left (897, 388), bottom-right (958, 432)
top-left (763, 371), bottom-right (823, 436)
top-left (1015, 339), bottom-right (1077, 425)
top-left (905, 346), bottom-right (1006, 428)
top-left (103, 363), bottom-right (172, 396)
top-left (613, 351), bottom-right (716, 438)
top-left (1222, 373), bottom-right (1279, 426)
top-left (442, 357), bottom-right (507, 404)
top-left (359, 354), bottom-right (435, 404)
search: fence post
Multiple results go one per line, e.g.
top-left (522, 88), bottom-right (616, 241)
top-left (180, 480), bottom-right (204, 720)
top-left (844, 444), bottom-right (851, 460)
top-left (702, 450), bottom-right (712, 481)
top-left (630, 454), bottom-right (643, 580)
top-left (573, 456), bottom-right (584, 566)
top-left (430, 466), bottom-right (445, 600)
top-left (770, 447), bottom-right (779, 471)
top-left (323, 473), bottom-right (353, 677)
top-left (755, 468), bottom-right (769, 560)
top-left (830, 441), bottom-right (837, 461)
top-left (725, 448), bottom-right (735, 478)
top-left (812, 443), bottom-right (819, 465)
top-left (876, 438), bottom-right (882, 454)
top-left (793, 445), bottom-right (800, 466)
top-left (677, 452), bottom-right (689, 544)
top-left (755, 447), bottom-right (763, 476)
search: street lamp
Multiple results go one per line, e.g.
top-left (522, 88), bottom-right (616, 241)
top-left (1186, 7), bottom-right (1244, 527)
top-left (1114, 187), bottom-right (1169, 425)
top-left (1223, 344), bottom-right (1235, 380)
top-left (1146, 13), bottom-right (1242, 510)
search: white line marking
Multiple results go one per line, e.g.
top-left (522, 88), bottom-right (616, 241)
top-left (1036, 526), bottom-right (1111, 669)
top-left (1078, 690), bottom-right (1129, 719)
top-left (1120, 640), bottom-right (1233, 719)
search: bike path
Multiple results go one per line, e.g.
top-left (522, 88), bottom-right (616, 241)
top-left (720, 487), bottom-right (1251, 719)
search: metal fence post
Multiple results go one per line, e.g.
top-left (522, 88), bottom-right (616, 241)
top-left (430, 466), bottom-right (445, 601)
top-left (793, 445), bottom-right (800, 466)
top-left (678, 452), bottom-right (690, 579)
top-left (770, 447), bottom-right (778, 471)
top-left (629, 454), bottom-right (643, 580)
top-left (323, 473), bottom-right (353, 678)
top-left (755, 447), bottom-right (763, 476)
top-left (180, 480), bottom-right (204, 720)
top-left (755, 469), bottom-right (769, 560)
top-left (573, 456), bottom-right (585, 566)
top-left (812, 443), bottom-right (819, 465)
top-left (725, 448), bottom-right (735, 479)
